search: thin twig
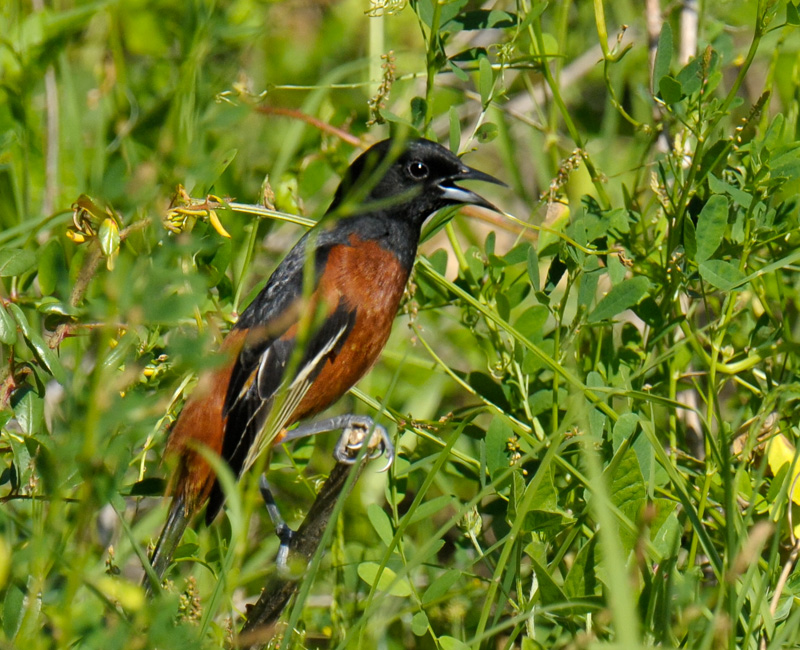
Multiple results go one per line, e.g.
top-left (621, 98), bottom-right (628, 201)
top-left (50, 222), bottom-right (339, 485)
top-left (236, 459), bottom-right (367, 648)
top-left (50, 219), bottom-right (151, 348)
top-left (254, 105), bottom-right (364, 148)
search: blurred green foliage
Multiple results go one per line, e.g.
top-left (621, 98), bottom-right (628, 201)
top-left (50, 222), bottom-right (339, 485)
top-left (3, 0), bottom-right (800, 648)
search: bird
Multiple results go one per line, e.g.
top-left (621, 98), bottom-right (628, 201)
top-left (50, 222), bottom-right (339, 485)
top-left (143, 137), bottom-right (503, 590)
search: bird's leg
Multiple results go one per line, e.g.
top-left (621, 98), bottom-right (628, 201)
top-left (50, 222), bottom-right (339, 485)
top-left (264, 416), bottom-right (393, 570)
top-left (280, 414), bottom-right (394, 471)
top-left (259, 475), bottom-right (295, 571)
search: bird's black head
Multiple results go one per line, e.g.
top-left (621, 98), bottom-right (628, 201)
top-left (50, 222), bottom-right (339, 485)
top-left (328, 138), bottom-right (504, 229)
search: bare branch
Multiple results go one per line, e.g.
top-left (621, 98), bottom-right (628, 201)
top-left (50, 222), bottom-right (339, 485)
top-left (236, 458), bottom-right (368, 648)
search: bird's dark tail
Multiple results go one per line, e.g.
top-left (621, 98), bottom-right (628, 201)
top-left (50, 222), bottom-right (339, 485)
top-left (143, 492), bottom-right (190, 595)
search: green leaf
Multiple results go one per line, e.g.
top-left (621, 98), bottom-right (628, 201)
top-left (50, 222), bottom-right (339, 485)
top-left (123, 478), bottom-right (166, 497)
top-left (173, 543), bottom-right (200, 560)
top-left (527, 246), bottom-right (540, 291)
top-left (658, 75), bottom-right (683, 104)
top-left (443, 10), bottom-right (517, 31)
top-left (604, 445), bottom-right (646, 553)
top-left (415, 0), bottom-right (467, 28)
top-left (698, 259), bottom-right (746, 291)
top-left (0, 249), bottom-right (37, 277)
top-left (651, 502), bottom-right (681, 557)
top-left (449, 106), bottom-right (461, 153)
top-left (475, 122), bottom-right (498, 143)
top-left (503, 243), bottom-right (530, 266)
top-left (787, 2), bottom-right (800, 25)
top-left (378, 109), bottom-right (416, 131)
top-left (408, 495), bottom-right (455, 525)
top-left (683, 218), bottom-right (697, 261)
top-left (440, 637), bottom-right (470, 650)
top-left (496, 291), bottom-right (510, 321)
top-left (529, 556), bottom-right (568, 605)
top-left (676, 56), bottom-right (704, 96)
top-left (447, 59), bottom-right (470, 82)
top-left (410, 96), bottom-right (427, 128)
top-left (411, 611), bottom-right (429, 636)
top-left (695, 194), bottom-right (728, 262)
top-left (518, 2), bottom-right (547, 31)
top-left (653, 22), bottom-right (673, 89)
top-left (517, 465), bottom-right (572, 533)
top-left (413, 539), bottom-right (445, 565)
top-left (357, 562), bottom-right (412, 597)
top-left (564, 534), bottom-right (599, 598)
top-left (37, 239), bottom-right (65, 296)
top-left (485, 230), bottom-right (496, 257)
top-left (485, 417), bottom-right (511, 478)
top-left (708, 174), bottom-right (753, 209)
top-left (607, 254), bottom-right (626, 285)
top-left (762, 113), bottom-right (785, 152)
top-left (7, 303), bottom-right (66, 384)
top-left (422, 569), bottom-right (460, 604)
top-left (514, 305), bottom-right (548, 341)
top-left (612, 413), bottom-right (639, 452)
top-left (770, 144), bottom-right (800, 181)
top-left (464, 245), bottom-right (484, 282)
top-left (12, 388), bottom-right (44, 436)
top-left (578, 266), bottom-right (601, 310)
top-left (479, 55), bottom-right (493, 106)
top-left (698, 140), bottom-right (729, 178)
top-left (0, 303), bottom-right (17, 345)
top-left (3, 583), bottom-right (24, 640)
top-left (99, 218), bottom-right (121, 271)
top-left (21, 2), bottom-right (108, 52)
top-left (206, 148), bottom-right (238, 192)
top-left (367, 504), bottom-right (394, 546)
top-left (587, 276), bottom-right (651, 323)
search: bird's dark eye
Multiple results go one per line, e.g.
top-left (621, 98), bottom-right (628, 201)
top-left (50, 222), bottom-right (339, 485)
top-left (406, 161), bottom-right (429, 180)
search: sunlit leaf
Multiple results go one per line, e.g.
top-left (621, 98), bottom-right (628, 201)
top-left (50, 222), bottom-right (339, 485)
top-left (449, 106), bottom-right (461, 153)
top-left (653, 22), bottom-right (673, 89)
top-left (443, 10), bottom-right (517, 31)
top-left (440, 637), bottom-right (470, 650)
top-left (698, 259), bottom-right (746, 291)
top-left (422, 569), bottom-right (460, 605)
top-left (357, 562), bottom-right (412, 597)
top-left (7, 303), bottom-right (66, 383)
top-left (475, 122), bottom-right (498, 143)
top-left (0, 249), bottom-right (36, 277)
top-left (37, 239), bottom-right (65, 296)
top-left (695, 194), bottom-right (728, 262)
top-left (367, 503), bottom-right (394, 546)
top-left (479, 55), bottom-right (493, 106)
top-left (659, 75), bottom-right (682, 104)
top-left (98, 218), bottom-right (120, 270)
top-left (0, 303), bottom-right (17, 345)
top-left (486, 417), bottom-right (511, 479)
top-left (587, 276), bottom-right (651, 322)
top-left (767, 434), bottom-right (800, 505)
top-left (411, 611), bottom-right (428, 636)
top-left (787, 2), bottom-right (800, 26)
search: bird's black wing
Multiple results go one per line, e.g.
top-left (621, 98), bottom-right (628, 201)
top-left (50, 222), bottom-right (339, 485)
top-left (205, 229), bottom-right (355, 523)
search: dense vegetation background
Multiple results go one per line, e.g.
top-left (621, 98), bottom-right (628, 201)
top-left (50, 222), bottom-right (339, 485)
top-left (3, 0), bottom-right (800, 648)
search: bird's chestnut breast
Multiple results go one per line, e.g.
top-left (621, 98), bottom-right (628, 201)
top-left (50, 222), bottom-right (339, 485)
top-left (291, 234), bottom-right (411, 419)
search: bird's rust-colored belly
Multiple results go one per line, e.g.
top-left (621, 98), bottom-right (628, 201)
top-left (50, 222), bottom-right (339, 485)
top-left (292, 235), bottom-right (410, 421)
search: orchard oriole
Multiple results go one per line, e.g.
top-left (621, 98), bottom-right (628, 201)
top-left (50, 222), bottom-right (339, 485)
top-left (144, 137), bottom-right (503, 589)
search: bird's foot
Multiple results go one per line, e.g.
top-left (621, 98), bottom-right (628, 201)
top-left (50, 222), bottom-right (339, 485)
top-left (332, 415), bottom-right (394, 472)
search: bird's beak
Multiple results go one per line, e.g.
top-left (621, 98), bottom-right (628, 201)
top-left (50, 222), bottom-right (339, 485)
top-left (438, 166), bottom-right (506, 213)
